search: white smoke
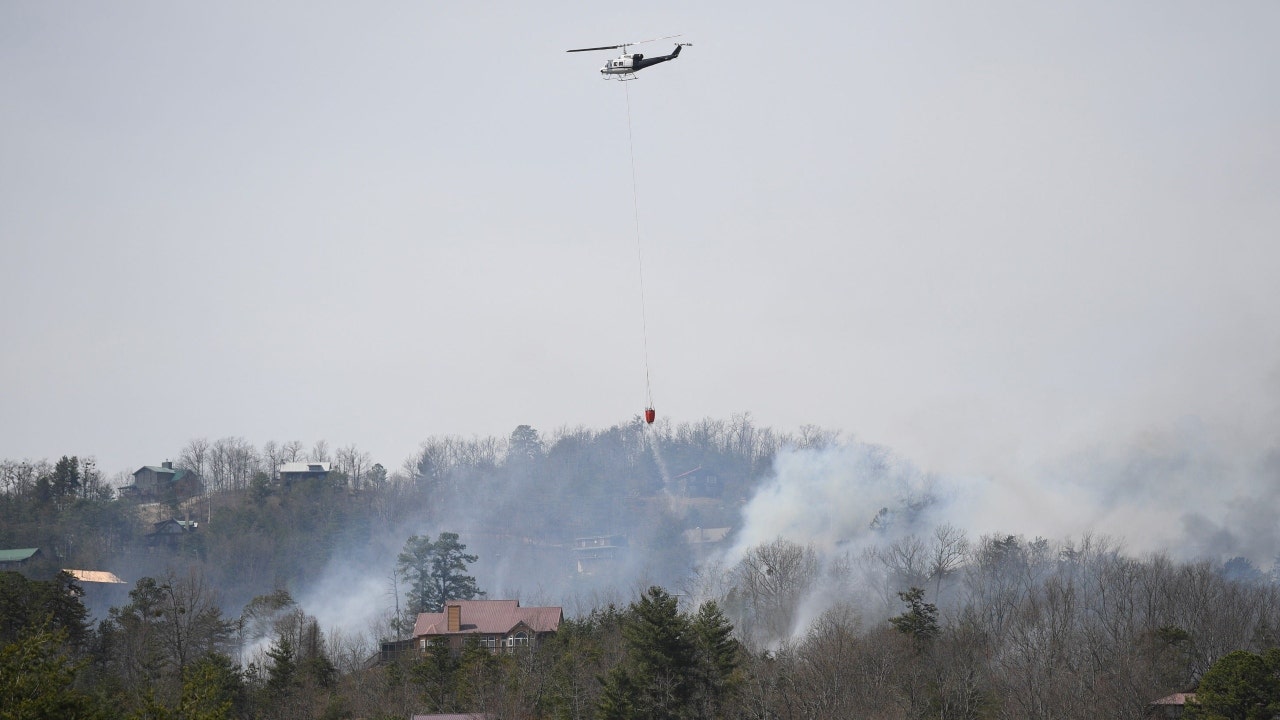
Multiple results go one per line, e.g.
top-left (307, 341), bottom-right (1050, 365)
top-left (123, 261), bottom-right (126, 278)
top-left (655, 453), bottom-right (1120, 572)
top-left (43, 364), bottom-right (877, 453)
top-left (714, 414), bottom-right (1280, 642)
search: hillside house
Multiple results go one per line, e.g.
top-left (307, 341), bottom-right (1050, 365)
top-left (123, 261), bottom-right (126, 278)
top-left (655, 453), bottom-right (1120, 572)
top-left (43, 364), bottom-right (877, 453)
top-left (0, 547), bottom-right (42, 571)
top-left (127, 461), bottom-right (204, 499)
top-left (278, 461), bottom-right (331, 484)
top-left (573, 535), bottom-right (627, 575)
top-left (146, 518), bottom-right (198, 547)
top-left (410, 600), bottom-right (561, 655)
top-left (1146, 693), bottom-right (1195, 718)
top-left (63, 569), bottom-right (130, 612)
top-left (671, 466), bottom-right (722, 498)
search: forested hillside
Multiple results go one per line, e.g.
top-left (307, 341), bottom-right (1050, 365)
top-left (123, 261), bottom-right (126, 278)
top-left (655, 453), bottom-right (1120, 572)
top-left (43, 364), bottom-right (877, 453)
top-left (5, 415), bottom-right (1280, 718)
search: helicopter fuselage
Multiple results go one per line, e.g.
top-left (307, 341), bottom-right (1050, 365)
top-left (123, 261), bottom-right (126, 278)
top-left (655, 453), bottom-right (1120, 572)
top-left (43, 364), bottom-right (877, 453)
top-left (600, 45), bottom-right (684, 78)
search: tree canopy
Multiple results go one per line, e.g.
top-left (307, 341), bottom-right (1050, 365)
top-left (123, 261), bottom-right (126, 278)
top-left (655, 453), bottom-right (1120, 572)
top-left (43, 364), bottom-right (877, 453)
top-left (397, 532), bottom-right (483, 616)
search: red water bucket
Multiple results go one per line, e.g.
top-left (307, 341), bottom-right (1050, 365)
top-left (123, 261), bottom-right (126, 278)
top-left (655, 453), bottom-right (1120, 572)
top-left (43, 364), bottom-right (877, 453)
top-left (644, 408), bottom-right (656, 424)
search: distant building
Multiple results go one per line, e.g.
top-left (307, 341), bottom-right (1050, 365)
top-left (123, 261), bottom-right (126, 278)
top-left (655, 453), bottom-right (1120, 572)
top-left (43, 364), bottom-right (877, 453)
top-left (0, 547), bottom-right (42, 571)
top-left (62, 569), bottom-right (127, 585)
top-left (1147, 692), bottom-right (1195, 718)
top-left (278, 461), bottom-right (332, 484)
top-left (126, 461), bottom-right (204, 499)
top-left (671, 465), bottom-right (722, 498)
top-left (146, 518), bottom-right (198, 547)
top-left (63, 568), bottom-right (130, 613)
top-left (683, 526), bottom-right (732, 546)
top-left (572, 535), bottom-right (627, 575)
top-left (408, 599), bottom-right (561, 656)
top-left (684, 526), bottom-right (733, 561)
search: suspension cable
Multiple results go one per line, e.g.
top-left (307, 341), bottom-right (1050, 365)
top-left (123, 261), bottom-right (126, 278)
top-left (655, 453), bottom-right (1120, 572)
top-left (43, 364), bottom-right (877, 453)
top-left (625, 81), bottom-right (654, 411)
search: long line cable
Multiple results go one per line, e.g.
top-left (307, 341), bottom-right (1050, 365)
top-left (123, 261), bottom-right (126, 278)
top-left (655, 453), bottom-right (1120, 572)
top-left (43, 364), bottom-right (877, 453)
top-left (624, 81), bottom-right (655, 411)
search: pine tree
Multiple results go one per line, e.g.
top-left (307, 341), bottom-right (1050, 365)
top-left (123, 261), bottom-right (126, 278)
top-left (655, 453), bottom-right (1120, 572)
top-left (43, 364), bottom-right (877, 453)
top-left (889, 587), bottom-right (939, 648)
top-left (600, 586), bottom-right (697, 720)
top-left (0, 626), bottom-right (105, 719)
top-left (398, 532), bottom-right (482, 614)
top-left (265, 635), bottom-right (297, 696)
top-left (690, 600), bottom-right (741, 718)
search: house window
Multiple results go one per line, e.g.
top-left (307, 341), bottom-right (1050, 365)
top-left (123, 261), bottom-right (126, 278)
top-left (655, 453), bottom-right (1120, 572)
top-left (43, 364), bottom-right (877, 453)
top-left (510, 632), bottom-right (529, 648)
top-left (420, 639), bottom-right (427, 650)
top-left (480, 636), bottom-right (496, 649)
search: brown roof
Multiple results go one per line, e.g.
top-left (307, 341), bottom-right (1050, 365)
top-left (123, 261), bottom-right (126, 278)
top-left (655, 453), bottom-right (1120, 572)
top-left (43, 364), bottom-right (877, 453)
top-left (63, 569), bottom-right (127, 584)
top-left (1150, 693), bottom-right (1195, 706)
top-left (413, 600), bottom-right (562, 637)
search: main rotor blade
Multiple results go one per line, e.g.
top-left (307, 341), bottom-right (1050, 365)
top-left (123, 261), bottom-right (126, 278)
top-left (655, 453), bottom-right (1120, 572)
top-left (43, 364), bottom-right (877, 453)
top-left (566, 34), bottom-right (682, 52)
top-left (629, 33), bottom-right (682, 45)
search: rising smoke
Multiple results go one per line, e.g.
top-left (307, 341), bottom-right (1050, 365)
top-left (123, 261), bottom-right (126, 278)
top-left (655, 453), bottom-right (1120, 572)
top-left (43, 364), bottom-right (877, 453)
top-left (206, 411), bottom-right (1280, 653)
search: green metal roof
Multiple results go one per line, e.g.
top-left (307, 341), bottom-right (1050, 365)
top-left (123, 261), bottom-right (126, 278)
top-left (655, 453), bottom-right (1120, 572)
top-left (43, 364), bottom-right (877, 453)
top-left (0, 548), bottom-right (40, 563)
top-left (138, 465), bottom-right (178, 474)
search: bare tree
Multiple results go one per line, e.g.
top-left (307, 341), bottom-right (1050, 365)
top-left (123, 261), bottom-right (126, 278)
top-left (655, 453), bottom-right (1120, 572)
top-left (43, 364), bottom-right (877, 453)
top-left (336, 444), bottom-right (371, 489)
top-left (209, 436), bottom-right (258, 493)
top-left (260, 440), bottom-right (283, 480)
top-left (177, 437), bottom-right (210, 478)
top-left (734, 538), bottom-right (820, 647)
top-left (282, 440), bottom-right (305, 463)
top-left (874, 535), bottom-right (931, 595)
top-left (930, 523), bottom-right (970, 596)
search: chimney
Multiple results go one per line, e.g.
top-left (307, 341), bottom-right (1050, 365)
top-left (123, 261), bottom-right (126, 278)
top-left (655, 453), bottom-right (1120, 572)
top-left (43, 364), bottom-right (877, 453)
top-left (162, 461), bottom-right (173, 469)
top-left (447, 604), bottom-right (461, 633)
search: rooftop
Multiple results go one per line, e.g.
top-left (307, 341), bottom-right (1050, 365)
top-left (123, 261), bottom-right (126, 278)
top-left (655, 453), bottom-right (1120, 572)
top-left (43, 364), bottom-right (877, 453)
top-left (64, 569), bottom-right (127, 584)
top-left (414, 599), bottom-right (562, 637)
top-left (0, 548), bottom-right (40, 563)
top-left (279, 461), bottom-right (332, 473)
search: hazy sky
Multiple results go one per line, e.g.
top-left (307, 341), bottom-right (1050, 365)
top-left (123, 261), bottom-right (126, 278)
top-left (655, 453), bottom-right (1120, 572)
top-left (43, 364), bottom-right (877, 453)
top-left (3, 1), bottom-right (1278, 481)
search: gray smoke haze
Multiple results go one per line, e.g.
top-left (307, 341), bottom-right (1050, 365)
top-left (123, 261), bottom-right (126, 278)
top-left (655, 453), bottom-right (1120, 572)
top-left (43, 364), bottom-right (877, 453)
top-left (690, 409), bottom-right (1280, 645)
top-left (284, 407), bottom-right (1280, 650)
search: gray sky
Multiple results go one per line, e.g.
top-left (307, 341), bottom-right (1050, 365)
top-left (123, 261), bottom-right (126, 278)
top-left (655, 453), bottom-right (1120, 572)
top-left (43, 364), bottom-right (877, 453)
top-left (3, 1), bottom-right (1278, 481)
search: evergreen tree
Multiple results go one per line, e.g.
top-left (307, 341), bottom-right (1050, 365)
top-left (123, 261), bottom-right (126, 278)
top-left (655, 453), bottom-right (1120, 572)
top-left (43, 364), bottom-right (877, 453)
top-left (0, 626), bottom-right (105, 719)
top-left (690, 600), bottom-right (741, 718)
top-left (411, 638), bottom-right (459, 712)
top-left (889, 587), bottom-right (939, 648)
top-left (397, 532), bottom-right (482, 614)
top-left (0, 571), bottom-right (89, 647)
top-left (179, 654), bottom-right (242, 720)
top-left (600, 586), bottom-right (698, 720)
top-left (265, 635), bottom-right (297, 697)
top-left (1189, 649), bottom-right (1280, 719)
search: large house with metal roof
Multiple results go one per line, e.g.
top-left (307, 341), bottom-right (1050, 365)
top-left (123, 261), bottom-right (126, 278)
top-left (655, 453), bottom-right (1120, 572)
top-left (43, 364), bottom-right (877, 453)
top-left (411, 599), bottom-right (562, 654)
top-left (277, 461), bottom-right (332, 484)
top-left (0, 547), bottom-right (43, 571)
top-left (126, 461), bottom-right (203, 499)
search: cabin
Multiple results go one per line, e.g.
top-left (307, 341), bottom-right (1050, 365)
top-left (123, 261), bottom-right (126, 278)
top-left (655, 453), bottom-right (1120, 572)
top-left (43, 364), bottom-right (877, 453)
top-left (409, 599), bottom-right (561, 656)
top-left (671, 465), bottom-right (722, 498)
top-left (63, 569), bottom-right (127, 585)
top-left (572, 535), bottom-right (628, 575)
top-left (126, 461), bottom-right (204, 499)
top-left (278, 461), bottom-right (332, 485)
top-left (63, 569), bottom-right (130, 614)
top-left (0, 547), bottom-right (42, 571)
top-left (146, 518), bottom-right (198, 547)
top-left (1146, 693), bottom-right (1195, 718)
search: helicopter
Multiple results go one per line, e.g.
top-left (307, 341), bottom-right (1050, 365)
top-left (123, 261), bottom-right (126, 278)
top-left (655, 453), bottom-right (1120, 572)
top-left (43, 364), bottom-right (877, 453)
top-left (567, 34), bottom-right (692, 79)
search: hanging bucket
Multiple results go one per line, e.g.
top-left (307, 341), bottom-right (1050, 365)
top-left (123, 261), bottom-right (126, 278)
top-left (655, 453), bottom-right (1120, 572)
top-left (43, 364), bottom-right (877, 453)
top-left (644, 407), bottom-right (656, 424)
